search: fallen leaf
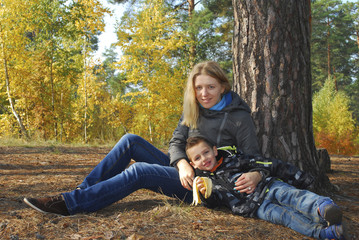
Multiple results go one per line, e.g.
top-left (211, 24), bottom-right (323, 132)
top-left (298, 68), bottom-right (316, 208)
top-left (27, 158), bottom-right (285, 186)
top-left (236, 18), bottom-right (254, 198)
top-left (70, 234), bottom-right (82, 240)
top-left (127, 233), bottom-right (144, 240)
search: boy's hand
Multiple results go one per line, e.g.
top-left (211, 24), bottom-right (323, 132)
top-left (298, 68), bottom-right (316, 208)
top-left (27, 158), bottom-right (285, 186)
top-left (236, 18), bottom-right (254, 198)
top-left (191, 177), bottom-right (212, 206)
top-left (194, 177), bottom-right (206, 196)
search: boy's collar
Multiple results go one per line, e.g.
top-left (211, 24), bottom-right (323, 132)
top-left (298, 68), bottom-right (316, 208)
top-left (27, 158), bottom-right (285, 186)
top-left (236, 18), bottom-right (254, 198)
top-left (210, 157), bottom-right (224, 172)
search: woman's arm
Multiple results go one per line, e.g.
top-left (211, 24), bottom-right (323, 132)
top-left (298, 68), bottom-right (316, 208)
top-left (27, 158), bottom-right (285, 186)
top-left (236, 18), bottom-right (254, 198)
top-left (168, 116), bottom-right (189, 167)
top-left (233, 171), bottom-right (262, 194)
top-left (168, 116), bottom-right (195, 189)
top-left (177, 159), bottom-right (195, 190)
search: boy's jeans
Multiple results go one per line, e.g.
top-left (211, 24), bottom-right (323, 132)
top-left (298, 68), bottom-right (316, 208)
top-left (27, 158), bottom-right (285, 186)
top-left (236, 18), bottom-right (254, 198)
top-left (256, 180), bottom-right (330, 238)
top-left (62, 134), bottom-right (192, 214)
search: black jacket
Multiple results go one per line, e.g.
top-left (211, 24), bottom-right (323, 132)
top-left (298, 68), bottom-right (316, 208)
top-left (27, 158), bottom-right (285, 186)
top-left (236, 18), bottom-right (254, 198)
top-left (195, 148), bottom-right (315, 217)
top-left (168, 91), bottom-right (260, 167)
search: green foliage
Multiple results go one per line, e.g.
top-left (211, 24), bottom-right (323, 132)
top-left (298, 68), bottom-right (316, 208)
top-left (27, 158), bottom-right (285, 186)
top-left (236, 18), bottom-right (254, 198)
top-left (311, 0), bottom-right (358, 92)
top-left (313, 78), bottom-right (358, 155)
top-left (97, 47), bottom-right (128, 97)
top-left (174, 0), bottom-right (233, 77)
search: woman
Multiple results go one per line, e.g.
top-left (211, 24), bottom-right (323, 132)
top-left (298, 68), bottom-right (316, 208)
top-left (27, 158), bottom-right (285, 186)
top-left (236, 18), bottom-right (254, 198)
top-left (24, 61), bottom-right (262, 216)
top-left (169, 61), bottom-right (261, 192)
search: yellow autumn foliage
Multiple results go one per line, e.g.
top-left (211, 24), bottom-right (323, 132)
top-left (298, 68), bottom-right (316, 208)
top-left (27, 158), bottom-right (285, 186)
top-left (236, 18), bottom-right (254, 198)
top-left (313, 78), bottom-right (358, 155)
top-left (0, 0), bottom-right (192, 144)
top-left (115, 0), bottom-right (191, 144)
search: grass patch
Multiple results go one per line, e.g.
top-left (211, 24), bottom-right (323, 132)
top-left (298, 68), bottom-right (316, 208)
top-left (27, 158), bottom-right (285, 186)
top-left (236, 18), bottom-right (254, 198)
top-left (0, 137), bottom-right (117, 148)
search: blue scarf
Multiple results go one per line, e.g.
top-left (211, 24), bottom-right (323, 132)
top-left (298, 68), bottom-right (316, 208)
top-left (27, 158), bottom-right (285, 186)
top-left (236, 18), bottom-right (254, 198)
top-left (209, 92), bottom-right (232, 111)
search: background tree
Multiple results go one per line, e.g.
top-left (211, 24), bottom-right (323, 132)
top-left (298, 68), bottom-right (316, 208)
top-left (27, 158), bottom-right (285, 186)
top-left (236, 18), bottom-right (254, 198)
top-left (96, 47), bottom-right (128, 98)
top-left (171, 0), bottom-right (234, 74)
top-left (232, 0), bottom-right (331, 190)
top-left (311, 0), bottom-right (359, 153)
top-left (342, 0), bottom-right (359, 123)
top-left (113, 0), bottom-right (233, 73)
top-left (27, 0), bottom-right (79, 140)
top-left (192, 0), bottom-right (233, 75)
top-left (89, 47), bottom-right (131, 141)
top-left (0, 0), bottom-right (109, 142)
top-left (69, 0), bottom-right (109, 142)
top-left (115, 0), bottom-right (189, 144)
top-left (311, 0), bottom-right (357, 93)
top-left (0, 0), bottom-right (33, 139)
top-left (313, 78), bottom-right (357, 155)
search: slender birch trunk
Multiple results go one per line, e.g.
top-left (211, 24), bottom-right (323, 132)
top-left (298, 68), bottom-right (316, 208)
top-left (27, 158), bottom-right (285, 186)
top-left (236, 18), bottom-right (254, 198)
top-left (2, 47), bottom-right (29, 139)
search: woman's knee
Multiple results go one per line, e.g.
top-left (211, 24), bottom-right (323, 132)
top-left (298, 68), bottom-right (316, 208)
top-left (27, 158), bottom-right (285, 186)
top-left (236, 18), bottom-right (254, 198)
top-left (127, 162), bottom-right (173, 179)
top-left (127, 162), bottom-right (149, 175)
top-left (120, 133), bottom-right (141, 142)
top-left (116, 134), bottom-right (144, 150)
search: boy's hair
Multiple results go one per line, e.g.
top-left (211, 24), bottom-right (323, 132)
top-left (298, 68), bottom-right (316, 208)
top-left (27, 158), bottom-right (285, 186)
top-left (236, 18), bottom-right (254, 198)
top-left (185, 136), bottom-right (214, 161)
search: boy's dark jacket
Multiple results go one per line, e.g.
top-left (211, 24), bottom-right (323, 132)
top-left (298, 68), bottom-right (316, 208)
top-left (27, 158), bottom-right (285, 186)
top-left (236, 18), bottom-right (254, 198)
top-left (194, 148), bottom-right (315, 218)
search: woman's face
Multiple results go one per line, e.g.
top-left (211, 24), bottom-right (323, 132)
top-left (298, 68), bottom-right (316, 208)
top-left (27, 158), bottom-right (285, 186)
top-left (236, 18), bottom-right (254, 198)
top-left (194, 74), bottom-right (225, 109)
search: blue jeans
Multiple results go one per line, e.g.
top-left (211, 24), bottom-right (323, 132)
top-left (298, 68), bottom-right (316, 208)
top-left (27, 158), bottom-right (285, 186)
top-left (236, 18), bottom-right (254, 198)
top-left (62, 134), bottom-right (192, 214)
top-left (256, 180), bottom-right (330, 238)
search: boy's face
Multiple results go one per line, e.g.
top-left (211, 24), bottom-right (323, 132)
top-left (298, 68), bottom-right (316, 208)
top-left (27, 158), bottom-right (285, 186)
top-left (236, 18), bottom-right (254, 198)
top-left (187, 141), bottom-right (218, 171)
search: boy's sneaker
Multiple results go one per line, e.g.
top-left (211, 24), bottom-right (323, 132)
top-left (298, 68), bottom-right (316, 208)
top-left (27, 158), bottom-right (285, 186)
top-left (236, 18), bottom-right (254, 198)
top-left (319, 224), bottom-right (345, 240)
top-left (318, 200), bottom-right (342, 226)
top-left (24, 195), bottom-right (70, 216)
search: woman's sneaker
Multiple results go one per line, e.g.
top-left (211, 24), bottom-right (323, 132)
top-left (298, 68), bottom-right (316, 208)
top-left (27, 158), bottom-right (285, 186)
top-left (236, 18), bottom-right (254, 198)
top-left (318, 199), bottom-right (342, 226)
top-left (24, 195), bottom-right (70, 216)
top-left (319, 225), bottom-right (345, 240)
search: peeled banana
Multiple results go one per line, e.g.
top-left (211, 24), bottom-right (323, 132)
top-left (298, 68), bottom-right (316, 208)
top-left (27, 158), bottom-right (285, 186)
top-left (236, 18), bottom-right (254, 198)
top-left (191, 176), bottom-right (212, 206)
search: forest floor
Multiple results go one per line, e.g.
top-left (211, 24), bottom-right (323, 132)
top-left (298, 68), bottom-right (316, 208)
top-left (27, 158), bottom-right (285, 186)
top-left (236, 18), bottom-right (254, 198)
top-left (0, 146), bottom-right (358, 240)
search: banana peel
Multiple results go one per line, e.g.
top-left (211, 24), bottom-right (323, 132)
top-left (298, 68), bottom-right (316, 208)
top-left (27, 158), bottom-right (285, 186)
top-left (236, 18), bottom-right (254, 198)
top-left (191, 176), bottom-right (212, 206)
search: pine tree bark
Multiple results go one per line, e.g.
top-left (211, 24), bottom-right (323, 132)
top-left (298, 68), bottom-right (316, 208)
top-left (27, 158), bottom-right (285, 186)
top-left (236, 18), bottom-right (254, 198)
top-left (232, 0), bottom-right (331, 190)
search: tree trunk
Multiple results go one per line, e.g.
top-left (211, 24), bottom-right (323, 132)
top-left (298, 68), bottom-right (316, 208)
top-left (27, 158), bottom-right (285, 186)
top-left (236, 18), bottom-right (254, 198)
top-left (327, 16), bottom-right (331, 79)
top-left (83, 35), bottom-right (89, 143)
top-left (50, 41), bottom-right (58, 139)
top-left (2, 53), bottom-right (29, 140)
top-left (232, 0), bottom-right (332, 191)
top-left (188, 0), bottom-right (196, 67)
top-left (1, 24), bottom-right (29, 139)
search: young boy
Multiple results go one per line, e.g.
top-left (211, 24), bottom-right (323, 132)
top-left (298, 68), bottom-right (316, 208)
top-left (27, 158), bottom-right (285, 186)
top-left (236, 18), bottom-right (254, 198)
top-left (185, 136), bottom-right (346, 240)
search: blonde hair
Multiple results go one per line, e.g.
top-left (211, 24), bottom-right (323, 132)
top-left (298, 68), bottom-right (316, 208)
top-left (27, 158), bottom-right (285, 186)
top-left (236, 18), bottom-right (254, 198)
top-left (182, 61), bottom-right (231, 128)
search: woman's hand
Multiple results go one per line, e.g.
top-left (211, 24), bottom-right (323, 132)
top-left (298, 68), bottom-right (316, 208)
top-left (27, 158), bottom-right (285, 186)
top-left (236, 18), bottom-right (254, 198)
top-left (177, 159), bottom-right (195, 190)
top-left (234, 171), bottom-right (261, 194)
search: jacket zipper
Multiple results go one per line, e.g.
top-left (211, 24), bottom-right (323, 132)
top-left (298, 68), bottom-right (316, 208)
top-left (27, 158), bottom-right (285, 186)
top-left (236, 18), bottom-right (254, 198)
top-left (216, 112), bottom-right (228, 146)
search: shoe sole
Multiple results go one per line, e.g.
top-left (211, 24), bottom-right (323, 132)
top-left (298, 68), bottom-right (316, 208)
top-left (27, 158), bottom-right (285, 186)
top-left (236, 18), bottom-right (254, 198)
top-left (323, 205), bottom-right (343, 226)
top-left (23, 198), bottom-right (63, 216)
top-left (24, 198), bottom-right (49, 214)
